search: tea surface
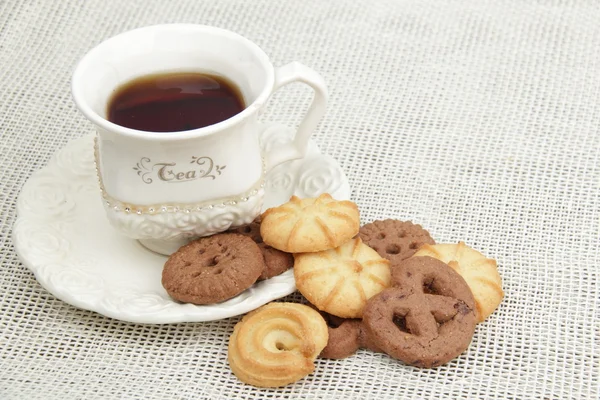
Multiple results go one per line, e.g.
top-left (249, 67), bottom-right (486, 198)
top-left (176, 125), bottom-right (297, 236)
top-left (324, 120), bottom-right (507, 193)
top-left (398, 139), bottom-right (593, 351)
top-left (107, 72), bottom-right (245, 132)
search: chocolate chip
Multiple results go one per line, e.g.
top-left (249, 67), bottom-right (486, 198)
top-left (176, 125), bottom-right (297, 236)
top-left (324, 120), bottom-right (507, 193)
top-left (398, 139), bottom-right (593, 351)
top-left (455, 301), bottom-right (472, 315)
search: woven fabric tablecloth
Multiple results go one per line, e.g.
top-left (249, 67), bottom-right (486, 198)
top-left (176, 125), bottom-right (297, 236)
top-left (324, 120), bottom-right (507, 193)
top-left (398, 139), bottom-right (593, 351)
top-left (1, 1), bottom-right (599, 399)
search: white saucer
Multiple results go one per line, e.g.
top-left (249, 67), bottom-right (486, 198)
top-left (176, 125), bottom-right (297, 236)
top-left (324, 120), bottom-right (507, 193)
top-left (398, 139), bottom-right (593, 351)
top-left (13, 124), bottom-right (350, 324)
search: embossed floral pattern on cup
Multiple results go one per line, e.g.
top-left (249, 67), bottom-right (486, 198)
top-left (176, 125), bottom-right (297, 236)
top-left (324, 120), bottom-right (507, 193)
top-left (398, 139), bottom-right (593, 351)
top-left (111, 214), bottom-right (169, 240)
top-left (104, 191), bottom-right (264, 241)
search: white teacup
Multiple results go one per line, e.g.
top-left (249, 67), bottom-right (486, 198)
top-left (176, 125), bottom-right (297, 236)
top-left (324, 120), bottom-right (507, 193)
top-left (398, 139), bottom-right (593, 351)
top-left (72, 24), bottom-right (327, 255)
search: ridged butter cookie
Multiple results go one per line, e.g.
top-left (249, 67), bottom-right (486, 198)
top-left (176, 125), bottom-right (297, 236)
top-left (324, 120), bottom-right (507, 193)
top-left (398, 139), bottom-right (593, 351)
top-left (294, 237), bottom-right (391, 318)
top-left (260, 194), bottom-right (360, 253)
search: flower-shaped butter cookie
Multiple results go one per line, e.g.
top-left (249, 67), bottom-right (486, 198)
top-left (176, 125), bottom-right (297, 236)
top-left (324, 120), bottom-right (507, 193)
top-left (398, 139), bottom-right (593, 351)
top-left (260, 193), bottom-right (359, 253)
top-left (294, 237), bottom-right (391, 318)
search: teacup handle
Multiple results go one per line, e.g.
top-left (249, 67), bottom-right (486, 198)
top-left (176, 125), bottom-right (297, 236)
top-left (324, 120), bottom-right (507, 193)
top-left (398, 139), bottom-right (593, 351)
top-left (264, 62), bottom-right (328, 170)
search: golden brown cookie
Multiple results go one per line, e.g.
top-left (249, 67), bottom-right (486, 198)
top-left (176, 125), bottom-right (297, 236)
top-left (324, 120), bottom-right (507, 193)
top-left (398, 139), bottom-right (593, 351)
top-left (294, 237), bottom-right (391, 318)
top-left (229, 218), bottom-right (294, 280)
top-left (161, 233), bottom-right (263, 304)
top-left (359, 219), bottom-right (435, 264)
top-left (260, 194), bottom-right (360, 253)
top-left (227, 302), bottom-right (328, 388)
top-left (413, 242), bottom-right (504, 323)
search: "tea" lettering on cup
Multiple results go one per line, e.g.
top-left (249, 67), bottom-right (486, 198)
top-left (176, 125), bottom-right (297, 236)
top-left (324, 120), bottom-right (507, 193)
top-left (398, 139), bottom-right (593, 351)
top-left (133, 156), bottom-right (226, 184)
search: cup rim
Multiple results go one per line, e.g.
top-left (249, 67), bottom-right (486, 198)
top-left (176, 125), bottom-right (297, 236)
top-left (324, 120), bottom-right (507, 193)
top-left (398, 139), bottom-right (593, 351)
top-left (71, 23), bottom-right (274, 141)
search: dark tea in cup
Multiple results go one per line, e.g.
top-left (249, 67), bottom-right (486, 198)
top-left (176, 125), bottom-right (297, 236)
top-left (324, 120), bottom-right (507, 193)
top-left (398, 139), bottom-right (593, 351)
top-left (107, 72), bottom-right (245, 132)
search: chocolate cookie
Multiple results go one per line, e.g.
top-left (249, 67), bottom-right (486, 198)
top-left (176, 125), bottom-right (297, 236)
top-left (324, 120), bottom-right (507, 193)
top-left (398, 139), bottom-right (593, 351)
top-left (359, 220), bottom-right (435, 265)
top-left (162, 233), bottom-right (264, 304)
top-left (363, 256), bottom-right (477, 368)
top-left (319, 313), bottom-right (361, 359)
top-left (316, 309), bottom-right (381, 359)
top-left (413, 242), bottom-right (504, 323)
top-left (229, 219), bottom-right (294, 280)
top-left (391, 256), bottom-right (476, 310)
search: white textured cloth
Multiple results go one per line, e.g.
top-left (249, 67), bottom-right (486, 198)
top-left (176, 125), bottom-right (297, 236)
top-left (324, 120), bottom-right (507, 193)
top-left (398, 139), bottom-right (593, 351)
top-left (1, 0), bottom-right (599, 399)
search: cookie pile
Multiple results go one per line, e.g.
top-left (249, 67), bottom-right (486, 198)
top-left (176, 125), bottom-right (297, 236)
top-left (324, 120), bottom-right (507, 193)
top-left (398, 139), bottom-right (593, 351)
top-left (161, 193), bottom-right (363, 305)
top-left (160, 193), bottom-right (504, 388)
top-left (226, 194), bottom-right (504, 387)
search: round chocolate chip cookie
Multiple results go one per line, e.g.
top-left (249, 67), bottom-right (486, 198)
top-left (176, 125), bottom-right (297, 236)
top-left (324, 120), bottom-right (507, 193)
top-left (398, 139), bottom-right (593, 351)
top-left (162, 233), bottom-right (264, 304)
top-left (229, 219), bottom-right (294, 280)
top-left (359, 219), bottom-right (435, 265)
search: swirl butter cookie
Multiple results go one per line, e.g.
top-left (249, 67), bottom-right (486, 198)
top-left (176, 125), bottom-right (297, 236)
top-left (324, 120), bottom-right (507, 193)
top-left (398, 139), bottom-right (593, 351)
top-left (229, 218), bottom-right (294, 280)
top-left (413, 242), bottom-right (504, 322)
top-left (294, 237), bottom-right (391, 318)
top-left (161, 233), bottom-right (263, 304)
top-left (260, 194), bottom-right (360, 253)
top-left (228, 302), bottom-right (328, 388)
top-left (359, 219), bottom-right (435, 264)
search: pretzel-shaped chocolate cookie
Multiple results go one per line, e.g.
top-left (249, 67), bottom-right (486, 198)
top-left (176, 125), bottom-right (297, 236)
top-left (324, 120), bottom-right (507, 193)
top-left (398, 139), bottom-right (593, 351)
top-left (363, 256), bottom-right (477, 368)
